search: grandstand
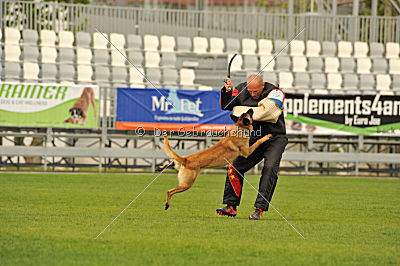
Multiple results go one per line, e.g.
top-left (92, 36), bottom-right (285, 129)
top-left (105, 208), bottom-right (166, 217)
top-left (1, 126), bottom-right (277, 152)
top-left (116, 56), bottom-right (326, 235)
top-left (0, 0), bottom-right (399, 176)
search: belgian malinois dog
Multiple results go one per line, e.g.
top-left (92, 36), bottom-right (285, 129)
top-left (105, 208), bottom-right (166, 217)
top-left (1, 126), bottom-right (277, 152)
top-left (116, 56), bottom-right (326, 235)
top-left (160, 109), bottom-right (272, 210)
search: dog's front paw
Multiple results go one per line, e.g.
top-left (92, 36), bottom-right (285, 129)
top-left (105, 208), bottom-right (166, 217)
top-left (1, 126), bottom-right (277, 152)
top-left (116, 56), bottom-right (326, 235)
top-left (261, 134), bottom-right (272, 142)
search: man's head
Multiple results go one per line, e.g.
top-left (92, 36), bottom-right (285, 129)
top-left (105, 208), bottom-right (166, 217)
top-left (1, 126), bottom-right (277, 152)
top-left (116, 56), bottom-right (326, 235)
top-left (246, 74), bottom-right (264, 99)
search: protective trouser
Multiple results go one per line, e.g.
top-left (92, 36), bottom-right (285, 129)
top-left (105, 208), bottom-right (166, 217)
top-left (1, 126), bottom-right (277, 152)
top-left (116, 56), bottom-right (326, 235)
top-left (222, 135), bottom-right (288, 211)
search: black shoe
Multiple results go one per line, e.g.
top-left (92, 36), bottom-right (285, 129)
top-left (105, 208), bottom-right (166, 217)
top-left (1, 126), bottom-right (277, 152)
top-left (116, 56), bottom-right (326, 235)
top-left (216, 205), bottom-right (237, 217)
top-left (249, 208), bottom-right (263, 220)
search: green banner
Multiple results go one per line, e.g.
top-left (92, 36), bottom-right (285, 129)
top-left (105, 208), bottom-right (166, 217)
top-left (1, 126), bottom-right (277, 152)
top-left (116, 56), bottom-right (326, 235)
top-left (0, 82), bottom-right (99, 128)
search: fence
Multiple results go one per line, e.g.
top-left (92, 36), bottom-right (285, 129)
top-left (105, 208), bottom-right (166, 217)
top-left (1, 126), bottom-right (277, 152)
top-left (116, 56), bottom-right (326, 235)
top-left (1, 1), bottom-right (399, 43)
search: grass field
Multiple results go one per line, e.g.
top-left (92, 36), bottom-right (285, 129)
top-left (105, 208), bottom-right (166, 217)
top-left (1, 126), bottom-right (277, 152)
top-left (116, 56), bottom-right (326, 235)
top-left (1, 172), bottom-right (399, 265)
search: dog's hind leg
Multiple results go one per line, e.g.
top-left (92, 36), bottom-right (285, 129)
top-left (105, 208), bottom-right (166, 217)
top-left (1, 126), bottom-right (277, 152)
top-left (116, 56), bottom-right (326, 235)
top-left (165, 168), bottom-right (199, 210)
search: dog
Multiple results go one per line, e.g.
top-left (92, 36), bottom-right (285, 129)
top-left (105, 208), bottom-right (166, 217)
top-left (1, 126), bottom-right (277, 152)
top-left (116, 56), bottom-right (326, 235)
top-left (64, 87), bottom-right (96, 125)
top-left (160, 109), bottom-right (272, 210)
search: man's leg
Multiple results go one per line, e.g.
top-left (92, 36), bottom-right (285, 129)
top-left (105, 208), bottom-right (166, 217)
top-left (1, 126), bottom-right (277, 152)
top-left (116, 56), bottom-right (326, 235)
top-left (254, 135), bottom-right (288, 211)
top-left (222, 140), bottom-right (266, 207)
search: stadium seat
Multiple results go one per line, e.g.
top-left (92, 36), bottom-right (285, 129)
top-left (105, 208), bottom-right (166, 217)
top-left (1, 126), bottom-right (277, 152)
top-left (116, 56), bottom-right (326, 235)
top-left (259, 56), bottom-right (275, 72)
top-left (94, 66), bottom-right (110, 86)
top-left (311, 73), bottom-right (326, 89)
top-left (162, 68), bottom-right (179, 87)
top-left (111, 67), bottom-right (128, 86)
top-left (392, 75), bottom-right (400, 89)
top-left (144, 52), bottom-right (160, 68)
top-left (274, 39), bottom-right (289, 55)
top-left (327, 73), bottom-right (342, 90)
top-left (209, 37), bottom-right (224, 55)
top-left (338, 41), bottom-right (352, 58)
top-left (93, 32), bottom-right (109, 50)
top-left (76, 32), bottom-right (91, 48)
top-left (40, 30), bottom-right (56, 47)
top-left (322, 41), bottom-right (336, 57)
top-left (324, 57), bottom-right (339, 73)
top-left (77, 65), bottom-right (93, 83)
top-left (94, 49), bottom-right (110, 65)
top-left (59, 64), bottom-right (75, 83)
top-left (41, 64), bottom-right (58, 83)
top-left (294, 73), bottom-right (310, 88)
top-left (193, 37), bottom-right (208, 54)
top-left (356, 58), bottom-right (372, 74)
top-left (159, 35), bottom-right (175, 53)
top-left (127, 34), bottom-right (142, 51)
top-left (386, 42), bottom-right (399, 59)
top-left (58, 30), bottom-right (74, 48)
top-left (110, 33), bottom-right (126, 50)
top-left (129, 66), bottom-right (145, 88)
top-left (226, 38), bottom-right (240, 54)
top-left (176, 36), bottom-right (192, 53)
top-left (308, 57), bottom-right (323, 72)
top-left (160, 52), bottom-right (177, 68)
top-left (76, 48), bottom-right (93, 65)
top-left (243, 55), bottom-right (259, 70)
top-left (228, 54), bottom-right (243, 72)
top-left (144, 35), bottom-right (159, 52)
top-left (292, 56), bottom-right (307, 72)
top-left (4, 45), bottom-right (21, 62)
top-left (41, 47), bottom-right (57, 63)
top-left (340, 58), bottom-right (355, 73)
top-left (372, 58), bottom-right (388, 74)
top-left (343, 74), bottom-right (358, 90)
top-left (198, 86), bottom-right (213, 91)
top-left (179, 68), bottom-right (196, 89)
top-left (242, 38), bottom-right (257, 55)
top-left (21, 46), bottom-right (39, 62)
top-left (389, 59), bottom-right (400, 74)
top-left (359, 74), bottom-right (375, 91)
top-left (278, 72), bottom-right (293, 88)
top-left (290, 40), bottom-right (305, 56)
top-left (275, 56), bottom-right (291, 71)
top-left (127, 51), bottom-right (143, 65)
top-left (257, 39), bottom-right (273, 55)
top-left (263, 72), bottom-right (278, 86)
top-left (58, 48), bottom-right (75, 63)
top-left (376, 74), bottom-right (391, 91)
top-left (369, 42), bottom-right (384, 58)
top-left (111, 49), bottom-right (127, 66)
top-left (146, 68), bottom-right (161, 87)
top-left (22, 29), bottom-right (38, 45)
top-left (4, 62), bottom-right (21, 81)
top-left (5, 27), bottom-right (21, 45)
top-left (23, 62), bottom-right (40, 81)
top-left (306, 40), bottom-right (321, 57)
top-left (353, 41), bottom-right (368, 58)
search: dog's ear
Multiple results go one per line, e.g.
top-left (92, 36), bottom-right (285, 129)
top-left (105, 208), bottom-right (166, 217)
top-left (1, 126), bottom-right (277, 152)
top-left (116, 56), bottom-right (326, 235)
top-left (69, 108), bottom-right (73, 114)
top-left (247, 108), bottom-right (254, 117)
top-left (230, 114), bottom-right (239, 123)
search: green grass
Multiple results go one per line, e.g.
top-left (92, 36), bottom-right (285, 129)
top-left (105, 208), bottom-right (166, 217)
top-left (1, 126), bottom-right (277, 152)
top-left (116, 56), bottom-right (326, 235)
top-left (1, 173), bottom-right (399, 265)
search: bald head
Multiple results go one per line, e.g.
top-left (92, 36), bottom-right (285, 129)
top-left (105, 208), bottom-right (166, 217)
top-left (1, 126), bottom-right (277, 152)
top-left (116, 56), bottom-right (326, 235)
top-left (246, 74), bottom-right (264, 99)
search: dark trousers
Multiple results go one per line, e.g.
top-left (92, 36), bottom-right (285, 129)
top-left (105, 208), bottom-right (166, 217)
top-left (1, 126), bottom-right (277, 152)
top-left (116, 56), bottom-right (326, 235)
top-left (222, 135), bottom-right (288, 211)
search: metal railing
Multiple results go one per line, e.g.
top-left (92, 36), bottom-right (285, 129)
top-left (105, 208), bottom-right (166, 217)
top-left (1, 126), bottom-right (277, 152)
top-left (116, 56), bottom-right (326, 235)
top-left (1, 1), bottom-right (399, 43)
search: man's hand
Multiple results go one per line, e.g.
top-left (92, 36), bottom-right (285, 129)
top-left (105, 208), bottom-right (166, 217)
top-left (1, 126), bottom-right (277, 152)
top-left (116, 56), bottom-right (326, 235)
top-left (224, 78), bottom-right (233, 92)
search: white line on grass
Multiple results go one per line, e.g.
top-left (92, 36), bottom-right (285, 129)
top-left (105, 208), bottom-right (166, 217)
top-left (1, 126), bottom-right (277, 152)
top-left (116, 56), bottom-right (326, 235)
top-left (94, 165), bottom-right (170, 239)
top-left (224, 158), bottom-right (306, 239)
top-left (223, 27), bottom-right (305, 110)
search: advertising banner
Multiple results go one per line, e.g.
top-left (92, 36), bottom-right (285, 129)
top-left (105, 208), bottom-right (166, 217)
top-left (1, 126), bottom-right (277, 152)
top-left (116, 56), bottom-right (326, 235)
top-left (116, 88), bottom-right (234, 132)
top-left (284, 93), bottom-right (400, 135)
top-left (0, 82), bottom-right (100, 128)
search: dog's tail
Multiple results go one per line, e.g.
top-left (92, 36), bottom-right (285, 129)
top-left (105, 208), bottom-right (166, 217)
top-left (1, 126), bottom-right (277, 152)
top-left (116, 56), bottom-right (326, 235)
top-left (163, 134), bottom-right (186, 166)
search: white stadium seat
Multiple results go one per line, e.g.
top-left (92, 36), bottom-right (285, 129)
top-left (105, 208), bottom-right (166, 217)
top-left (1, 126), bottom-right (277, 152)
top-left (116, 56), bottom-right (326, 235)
top-left (278, 72), bottom-right (294, 88)
top-left (23, 62), bottom-right (40, 81)
top-left (306, 40), bottom-right (321, 57)
top-left (386, 42), bottom-right (400, 59)
top-left (389, 59), bottom-right (400, 74)
top-left (228, 54), bottom-right (243, 72)
top-left (259, 55), bottom-right (275, 71)
top-left (353, 41), bottom-right (369, 58)
top-left (4, 45), bottom-right (21, 62)
top-left (376, 74), bottom-right (392, 91)
top-left (292, 56), bottom-right (307, 72)
top-left (5, 27), bottom-right (21, 45)
top-left (290, 40), bottom-right (305, 56)
top-left (93, 32), bottom-right (109, 50)
top-left (40, 30), bottom-right (56, 47)
top-left (338, 41), bottom-right (352, 58)
top-left (129, 66), bottom-right (145, 88)
top-left (77, 65), bottom-right (93, 83)
top-left (58, 30), bottom-right (74, 48)
top-left (160, 35), bottom-right (176, 52)
top-left (144, 35), bottom-right (159, 51)
top-left (193, 37), bottom-right (208, 54)
top-left (76, 48), bottom-right (93, 65)
top-left (180, 68), bottom-right (196, 89)
top-left (327, 73), bottom-right (342, 90)
top-left (144, 52), bottom-right (161, 68)
top-left (324, 57), bottom-right (339, 73)
top-left (242, 38), bottom-right (257, 55)
top-left (258, 39), bottom-right (273, 55)
top-left (209, 37), bottom-right (224, 55)
top-left (110, 33), bottom-right (126, 50)
top-left (111, 49), bottom-right (127, 66)
top-left (356, 58), bottom-right (372, 74)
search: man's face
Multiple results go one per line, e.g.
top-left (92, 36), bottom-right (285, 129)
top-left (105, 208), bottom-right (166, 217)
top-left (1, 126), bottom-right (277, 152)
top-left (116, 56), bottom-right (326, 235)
top-left (247, 81), bottom-right (264, 99)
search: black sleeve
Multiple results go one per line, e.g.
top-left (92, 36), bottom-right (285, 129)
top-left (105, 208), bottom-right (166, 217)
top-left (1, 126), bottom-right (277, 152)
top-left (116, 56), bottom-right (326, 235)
top-left (220, 87), bottom-right (237, 111)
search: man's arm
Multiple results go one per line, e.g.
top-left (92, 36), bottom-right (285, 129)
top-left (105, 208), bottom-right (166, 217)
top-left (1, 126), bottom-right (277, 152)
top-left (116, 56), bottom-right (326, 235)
top-left (220, 78), bottom-right (238, 111)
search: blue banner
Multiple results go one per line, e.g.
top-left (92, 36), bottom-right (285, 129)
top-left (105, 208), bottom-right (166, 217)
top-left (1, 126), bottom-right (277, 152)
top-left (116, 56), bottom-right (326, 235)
top-left (116, 88), bottom-right (234, 131)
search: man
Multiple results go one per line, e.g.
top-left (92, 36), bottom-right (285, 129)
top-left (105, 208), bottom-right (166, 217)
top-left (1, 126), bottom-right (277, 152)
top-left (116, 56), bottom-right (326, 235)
top-left (216, 74), bottom-right (288, 220)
